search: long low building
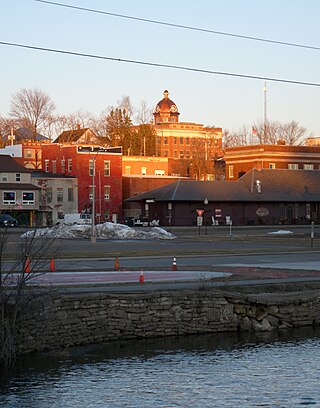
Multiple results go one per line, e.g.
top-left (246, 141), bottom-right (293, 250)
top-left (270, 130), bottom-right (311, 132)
top-left (126, 169), bottom-right (320, 226)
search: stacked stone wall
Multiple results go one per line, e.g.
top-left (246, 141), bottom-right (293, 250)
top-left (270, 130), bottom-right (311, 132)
top-left (14, 290), bottom-right (320, 354)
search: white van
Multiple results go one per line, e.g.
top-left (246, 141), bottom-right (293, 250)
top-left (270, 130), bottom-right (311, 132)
top-left (63, 213), bottom-right (92, 225)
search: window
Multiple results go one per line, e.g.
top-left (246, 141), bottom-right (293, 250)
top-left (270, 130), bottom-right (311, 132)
top-left (125, 166), bottom-right (131, 175)
top-left (16, 173), bottom-right (21, 182)
top-left (89, 185), bottom-right (95, 200)
top-left (174, 137), bottom-right (177, 144)
top-left (180, 137), bottom-right (183, 144)
top-left (89, 159), bottom-right (95, 176)
top-left (186, 137), bottom-right (189, 145)
top-left (57, 188), bottom-right (63, 202)
top-left (155, 170), bottom-right (165, 176)
top-left (46, 188), bottom-right (53, 203)
top-left (164, 150), bottom-right (168, 157)
top-left (179, 151), bottom-right (184, 158)
top-left (141, 167), bottom-right (147, 175)
top-left (269, 163), bottom-right (276, 169)
top-left (1, 173), bottom-right (8, 182)
top-left (52, 160), bottom-right (57, 173)
top-left (104, 160), bottom-right (110, 176)
top-left (185, 151), bottom-right (190, 159)
top-left (229, 165), bottom-right (234, 178)
top-left (174, 150), bottom-right (178, 158)
top-left (164, 137), bottom-right (168, 144)
top-left (68, 188), bottom-right (74, 202)
top-left (67, 159), bottom-right (72, 172)
top-left (45, 160), bottom-right (49, 172)
top-left (104, 209), bottom-right (110, 221)
top-left (288, 163), bottom-right (299, 170)
top-left (104, 185), bottom-right (110, 200)
top-left (22, 192), bottom-right (35, 204)
top-left (3, 191), bottom-right (15, 205)
top-left (61, 159), bottom-right (66, 173)
top-left (306, 203), bottom-right (311, 219)
top-left (24, 149), bottom-right (33, 158)
top-left (304, 164), bottom-right (314, 170)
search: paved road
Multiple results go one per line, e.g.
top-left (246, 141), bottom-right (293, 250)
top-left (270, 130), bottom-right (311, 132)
top-left (42, 251), bottom-right (320, 272)
top-left (3, 226), bottom-right (320, 292)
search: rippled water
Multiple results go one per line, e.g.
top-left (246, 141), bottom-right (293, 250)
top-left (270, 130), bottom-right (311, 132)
top-left (1, 328), bottom-right (320, 407)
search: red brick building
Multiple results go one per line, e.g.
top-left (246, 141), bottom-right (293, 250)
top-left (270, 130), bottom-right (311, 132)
top-left (41, 144), bottom-right (122, 223)
top-left (153, 90), bottom-right (223, 180)
top-left (224, 143), bottom-right (320, 181)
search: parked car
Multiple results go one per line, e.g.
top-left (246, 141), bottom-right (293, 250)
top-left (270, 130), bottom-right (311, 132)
top-left (62, 213), bottom-right (92, 225)
top-left (0, 214), bottom-right (18, 227)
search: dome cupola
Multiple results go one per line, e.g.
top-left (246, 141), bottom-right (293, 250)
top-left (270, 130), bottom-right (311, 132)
top-left (153, 90), bottom-right (180, 124)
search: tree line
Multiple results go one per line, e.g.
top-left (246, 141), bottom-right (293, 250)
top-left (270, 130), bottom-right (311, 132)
top-left (0, 89), bottom-right (158, 156)
top-left (0, 87), bottom-right (309, 153)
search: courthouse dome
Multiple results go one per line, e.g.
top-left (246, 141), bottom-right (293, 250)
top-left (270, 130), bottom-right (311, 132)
top-left (154, 90), bottom-right (179, 114)
top-left (153, 90), bottom-right (180, 124)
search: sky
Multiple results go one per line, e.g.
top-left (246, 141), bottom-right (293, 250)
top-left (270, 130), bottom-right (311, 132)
top-left (1, 0), bottom-right (320, 137)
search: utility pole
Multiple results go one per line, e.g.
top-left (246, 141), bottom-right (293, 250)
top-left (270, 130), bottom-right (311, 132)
top-left (90, 153), bottom-right (98, 243)
top-left (263, 81), bottom-right (267, 143)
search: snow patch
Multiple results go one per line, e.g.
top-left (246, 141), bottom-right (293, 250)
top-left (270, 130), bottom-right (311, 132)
top-left (267, 230), bottom-right (293, 235)
top-left (21, 222), bottom-right (176, 240)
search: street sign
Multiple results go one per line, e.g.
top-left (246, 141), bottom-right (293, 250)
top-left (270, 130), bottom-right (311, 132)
top-left (196, 209), bottom-right (204, 217)
top-left (197, 216), bottom-right (203, 226)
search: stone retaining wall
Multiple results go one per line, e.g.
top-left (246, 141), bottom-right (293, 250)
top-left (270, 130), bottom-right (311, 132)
top-left (16, 289), bottom-right (320, 354)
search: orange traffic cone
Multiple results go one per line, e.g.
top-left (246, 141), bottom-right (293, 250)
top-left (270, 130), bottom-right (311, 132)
top-left (172, 257), bottom-right (177, 271)
top-left (50, 257), bottom-right (55, 272)
top-left (139, 270), bottom-right (145, 283)
top-left (114, 257), bottom-right (119, 271)
top-left (24, 256), bottom-right (31, 273)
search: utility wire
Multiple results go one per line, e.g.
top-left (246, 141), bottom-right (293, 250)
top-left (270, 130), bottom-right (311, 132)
top-left (35, 0), bottom-right (320, 52)
top-left (1, 40), bottom-right (320, 87)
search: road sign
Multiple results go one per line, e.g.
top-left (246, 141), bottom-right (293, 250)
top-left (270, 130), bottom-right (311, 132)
top-left (196, 209), bottom-right (204, 217)
top-left (197, 216), bottom-right (203, 226)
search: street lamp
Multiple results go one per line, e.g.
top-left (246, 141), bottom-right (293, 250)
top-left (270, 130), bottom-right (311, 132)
top-left (204, 198), bottom-right (208, 234)
top-left (91, 154), bottom-right (98, 243)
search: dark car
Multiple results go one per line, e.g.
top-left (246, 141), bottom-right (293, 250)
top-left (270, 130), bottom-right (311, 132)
top-left (0, 214), bottom-right (18, 227)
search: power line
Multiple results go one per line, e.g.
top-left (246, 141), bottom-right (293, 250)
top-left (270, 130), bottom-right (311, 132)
top-left (0, 40), bottom-right (317, 90)
top-left (35, 0), bottom-right (320, 52)
top-left (1, 40), bottom-right (320, 87)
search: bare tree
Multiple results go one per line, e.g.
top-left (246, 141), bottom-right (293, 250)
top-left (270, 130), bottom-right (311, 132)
top-left (135, 99), bottom-right (153, 125)
top-left (117, 95), bottom-right (134, 119)
top-left (0, 228), bottom-right (60, 366)
top-left (9, 88), bottom-right (55, 140)
top-left (223, 125), bottom-right (251, 148)
top-left (252, 120), bottom-right (306, 145)
top-left (280, 121), bottom-right (306, 145)
top-left (225, 121), bottom-right (308, 148)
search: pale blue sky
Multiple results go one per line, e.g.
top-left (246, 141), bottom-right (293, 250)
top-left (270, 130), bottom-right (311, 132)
top-left (1, 0), bottom-right (320, 137)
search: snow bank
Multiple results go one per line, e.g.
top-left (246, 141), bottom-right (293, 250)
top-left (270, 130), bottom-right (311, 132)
top-left (21, 222), bottom-right (176, 240)
top-left (267, 230), bottom-right (293, 235)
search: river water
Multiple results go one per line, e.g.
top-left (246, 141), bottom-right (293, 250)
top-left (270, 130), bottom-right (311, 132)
top-left (1, 328), bottom-right (320, 407)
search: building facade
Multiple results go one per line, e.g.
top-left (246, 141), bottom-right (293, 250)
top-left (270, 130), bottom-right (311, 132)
top-left (41, 144), bottom-right (122, 223)
top-left (0, 155), bottom-right (41, 226)
top-left (127, 169), bottom-right (320, 226)
top-left (32, 171), bottom-right (78, 225)
top-left (224, 144), bottom-right (320, 181)
top-left (153, 90), bottom-right (223, 180)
